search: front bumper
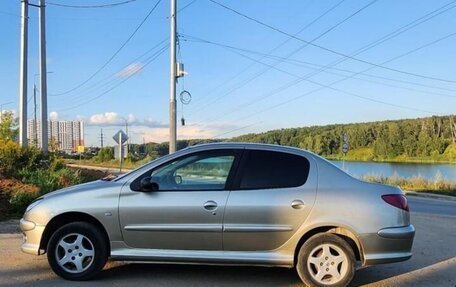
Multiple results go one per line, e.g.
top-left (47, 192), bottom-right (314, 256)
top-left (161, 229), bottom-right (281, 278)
top-left (360, 224), bottom-right (415, 266)
top-left (20, 218), bottom-right (45, 255)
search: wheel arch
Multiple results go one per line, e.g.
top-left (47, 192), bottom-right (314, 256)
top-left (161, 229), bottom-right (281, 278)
top-left (39, 212), bottom-right (111, 256)
top-left (294, 225), bottom-right (363, 266)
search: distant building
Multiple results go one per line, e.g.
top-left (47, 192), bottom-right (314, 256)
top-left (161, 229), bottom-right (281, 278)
top-left (27, 120), bottom-right (84, 152)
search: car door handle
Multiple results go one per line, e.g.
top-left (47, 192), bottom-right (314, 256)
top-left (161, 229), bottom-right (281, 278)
top-left (204, 200), bottom-right (218, 211)
top-left (291, 200), bottom-right (305, 209)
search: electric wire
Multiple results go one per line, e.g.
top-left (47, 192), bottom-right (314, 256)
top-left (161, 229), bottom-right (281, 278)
top-left (47, 0), bottom-right (138, 9)
top-left (183, 36), bottom-right (456, 98)
top-left (187, 0), bottom-right (378, 115)
top-left (185, 0), bottom-right (456, 117)
top-left (187, 0), bottom-right (347, 108)
top-left (50, 0), bottom-right (162, 96)
top-left (56, 45), bottom-right (168, 112)
top-left (211, 121), bottom-right (262, 139)
top-left (198, 32), bottom-right (453, 125)
top-left (209, 0), bottom-right (456, 84)
top-left (53, 37), bottom-right (169, 108)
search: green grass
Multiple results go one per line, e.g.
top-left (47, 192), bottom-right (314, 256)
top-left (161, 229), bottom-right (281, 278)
top-left (360, 174), bottom-right (456, 197)
top-left (64, 158), bottom-right (148, 170)
top-left (326, 147), bottom-right (456, 164)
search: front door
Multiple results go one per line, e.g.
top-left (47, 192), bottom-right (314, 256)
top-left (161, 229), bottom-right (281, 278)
top-left (119, 149), bottom-right (240, 250)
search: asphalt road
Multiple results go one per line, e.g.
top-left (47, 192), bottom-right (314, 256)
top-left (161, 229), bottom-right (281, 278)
top-left (0, 197), bottom-right (455, 287)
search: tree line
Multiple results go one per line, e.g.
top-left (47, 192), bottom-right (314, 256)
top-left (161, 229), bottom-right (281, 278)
top-left (99, 115), bottom-right (456, 163)
top-left (231, 115), bottom-right (456, 162)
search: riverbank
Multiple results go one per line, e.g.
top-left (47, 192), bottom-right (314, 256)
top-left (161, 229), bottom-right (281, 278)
top-left (360, 175), bottom-right (456, 197)
top-left (325, 148), bottom-right (456, 165)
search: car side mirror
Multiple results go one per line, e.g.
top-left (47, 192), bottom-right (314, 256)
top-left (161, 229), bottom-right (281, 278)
top-left (139, 177), bottom-right (159, 192)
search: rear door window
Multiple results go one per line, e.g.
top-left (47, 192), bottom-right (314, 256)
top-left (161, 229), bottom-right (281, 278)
top-left (238, 150), bottom-right (310, 190)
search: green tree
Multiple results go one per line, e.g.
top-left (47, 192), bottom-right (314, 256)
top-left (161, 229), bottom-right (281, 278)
top-left (95, 147), bottom-right (114, 162)
top-left (0, 111), bottom-right (18, 140)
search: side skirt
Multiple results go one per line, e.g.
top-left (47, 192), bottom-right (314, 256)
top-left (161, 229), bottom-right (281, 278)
top-left (110, 241), bottom-right (294, 267)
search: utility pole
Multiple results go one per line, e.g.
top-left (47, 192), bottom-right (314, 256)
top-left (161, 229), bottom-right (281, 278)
top-left (125, 120), bottom-right (129, 156)
top-left (99, 128), bottom-right (104, 148)
top-left (19, 0), bottom-right (29, 147)
top-left (39, 0), bottom-right (48, 154)
top-left (33, 83), bottom-right (38, 146)
top-left (169, 0), bottom-right (177, 154)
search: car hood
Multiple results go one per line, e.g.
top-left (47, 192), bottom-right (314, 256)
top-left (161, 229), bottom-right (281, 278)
top-left (39, 180), bottom-right (113, 200)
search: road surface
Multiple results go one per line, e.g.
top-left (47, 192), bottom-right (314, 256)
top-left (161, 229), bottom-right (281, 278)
top-left (0, 197), bottom-right (455, 287)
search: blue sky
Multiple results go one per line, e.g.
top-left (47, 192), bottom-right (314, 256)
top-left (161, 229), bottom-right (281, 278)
top-left (1, 0), bottom-right (456, 147)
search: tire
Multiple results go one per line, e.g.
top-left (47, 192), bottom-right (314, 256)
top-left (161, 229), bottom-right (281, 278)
top-left (296, 233), bottom-right (355, 287)
top-left (47, 222), bottom-right (108, 281)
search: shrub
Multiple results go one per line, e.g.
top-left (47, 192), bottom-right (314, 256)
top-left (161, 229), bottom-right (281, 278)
top-left (18, 167), bottom-right (83, 194)
top-left (9, 188), bottom-right (40, 215)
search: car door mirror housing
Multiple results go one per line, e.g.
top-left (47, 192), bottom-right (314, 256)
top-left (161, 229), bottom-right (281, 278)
top-left (139, 177), bottom-right (159, 192)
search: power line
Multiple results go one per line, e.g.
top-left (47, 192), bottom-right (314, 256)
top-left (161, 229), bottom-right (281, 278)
top-left (198, 32), bottom-right (452, 125)
top-left (50, 0), bottom-right (163, 96)
top-left (185, 0), bottom-right (347, 108)
top-left (52, 37), bottom-right (169, 109)
top-left (211, 121), bottom-right (262, 139)
top-left (47, 0), bottom-right (138, 9)
top-left (209, 0), bottom-right (456, 84)
top-left (187, 0), bottom-right (377, 115)
top-left (56, 45), bottom-right (168, 112)
top-left (185, 0), bottom-right (456, 116)
top-left (184, 36), bottom-right (456, 98)
top-left (189, 28), bottom-right (456, 127)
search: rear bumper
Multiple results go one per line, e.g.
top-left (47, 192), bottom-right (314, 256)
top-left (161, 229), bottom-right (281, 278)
top-left (360, 225), bottom-right (415, 266)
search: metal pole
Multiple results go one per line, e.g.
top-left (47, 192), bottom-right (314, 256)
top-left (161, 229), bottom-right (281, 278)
top-left (39, 0), bottom-right (48, 154)
top-left (119, 133), bottom-right (122, 173)
top-left (169, 0), bottom-right (177, 154)
top-left (125, 120), bottom-right (129, 156)
top-left (33, 83), bottom-right (37, 146)
top-left (19, 0), bottom-right (28, 147)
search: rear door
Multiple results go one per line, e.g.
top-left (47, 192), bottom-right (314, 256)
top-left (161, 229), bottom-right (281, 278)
top-left (223, 148), bottom-right (317, 251)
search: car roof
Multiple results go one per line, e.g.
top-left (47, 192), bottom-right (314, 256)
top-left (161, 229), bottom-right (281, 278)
top-left (187, 142), bottom-right (311, 155)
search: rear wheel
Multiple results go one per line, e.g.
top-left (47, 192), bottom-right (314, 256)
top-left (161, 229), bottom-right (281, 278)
top-left (47, 222), bottom-right (108, 281)
top-left (296, 233), bottom-right (355, 287)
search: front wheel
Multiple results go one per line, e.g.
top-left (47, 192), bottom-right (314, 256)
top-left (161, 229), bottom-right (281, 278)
top-left (296, 233), bottom-right (355, 287)
top-left (47, 222), bottom-right (108, 281)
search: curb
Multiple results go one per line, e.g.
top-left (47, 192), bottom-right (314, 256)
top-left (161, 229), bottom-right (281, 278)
top-left (404, 190), bottom-right (456, 202)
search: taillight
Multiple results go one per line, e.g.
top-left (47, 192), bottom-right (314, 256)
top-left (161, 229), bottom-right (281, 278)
top-left (382, 194), bottom-right (409, 212)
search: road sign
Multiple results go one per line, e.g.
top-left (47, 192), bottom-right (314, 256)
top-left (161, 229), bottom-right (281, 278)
top-left (76, 145), bottom-right (84, 153)
top-left (342, 143), bottom-right (349, 154)
top-left (112, 130), bottom-right (128, 145)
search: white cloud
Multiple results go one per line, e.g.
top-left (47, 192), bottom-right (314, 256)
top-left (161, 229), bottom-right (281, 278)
top-left (81, 111), bottom-right (255, 145)
top-left (86, 112), bottom-right (167, 128)
top-left (89, 112), bottom-right (120, 125)
top-left (115, 62), bottom-right (144, 78)
top-left (141, 126), bottom-right (215, 143)
top-left (49, 111), bottom-right (59, 121)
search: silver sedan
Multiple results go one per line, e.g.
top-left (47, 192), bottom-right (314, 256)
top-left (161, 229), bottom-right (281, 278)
top-left (20, 143), bottom-right (415, 287)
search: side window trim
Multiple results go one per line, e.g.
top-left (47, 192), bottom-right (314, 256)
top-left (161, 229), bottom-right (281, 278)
top-left (230, 149), bottom-right (249, 190)
top-left (130, 149), bottom-right (243, 192)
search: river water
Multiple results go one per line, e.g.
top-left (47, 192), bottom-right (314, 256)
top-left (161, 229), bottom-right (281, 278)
top-left (329, 160), bottom-right (456, 182)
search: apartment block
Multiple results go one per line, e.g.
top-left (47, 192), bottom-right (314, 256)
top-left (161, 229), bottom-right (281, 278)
top-left (27, 120), bottom-right (84, 152)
